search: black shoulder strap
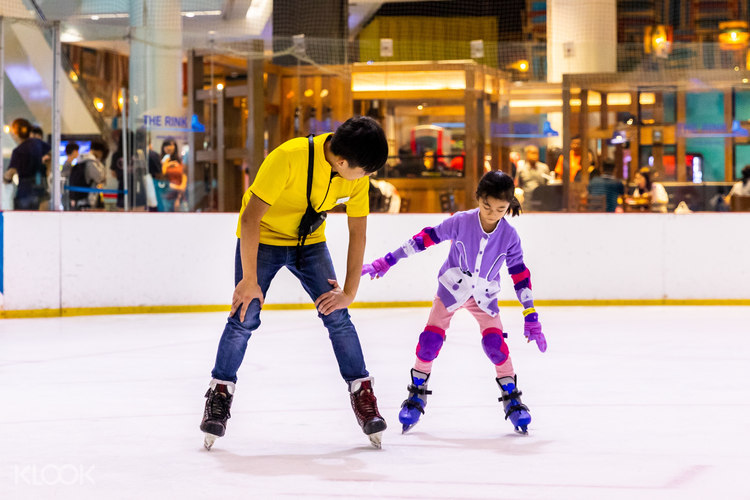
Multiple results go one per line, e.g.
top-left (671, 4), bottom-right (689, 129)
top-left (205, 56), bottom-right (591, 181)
top-left (306, 134), bottom-right (315, 207)
top-left (296, 134), bottom-right (316, 268)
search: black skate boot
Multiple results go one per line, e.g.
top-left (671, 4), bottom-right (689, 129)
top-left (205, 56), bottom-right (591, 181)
top-left (200, 379), bottom-right (234, 450)
top-left (349, 377), bottom-right (387, 448)
top-left (496, 375), bottom-right (531, 435)
top-left (398, 369), bottom-right (432, 433)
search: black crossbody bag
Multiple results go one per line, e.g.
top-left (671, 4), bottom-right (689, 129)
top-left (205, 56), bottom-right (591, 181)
top-left (296, 135), bottom-right (327, 267)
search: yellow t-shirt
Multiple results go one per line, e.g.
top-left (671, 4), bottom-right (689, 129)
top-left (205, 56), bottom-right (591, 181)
top-left (236, 133), bottom-right (370, 245)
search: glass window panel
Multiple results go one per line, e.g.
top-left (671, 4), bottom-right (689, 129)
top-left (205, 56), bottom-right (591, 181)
top-left (735, 90), bottom-right (750, 122)
top-left (685, 138), bottom-right (725, 181)
top-left (686, 92), bottom-right (724, 126)
top-left (663, 92), bottom-right (676, 124)
top-left (734, 144), bottom-right (750, 180)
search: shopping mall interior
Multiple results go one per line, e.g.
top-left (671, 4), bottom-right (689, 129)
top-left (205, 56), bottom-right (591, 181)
top-left (3, 0), bottom-right (750, 214)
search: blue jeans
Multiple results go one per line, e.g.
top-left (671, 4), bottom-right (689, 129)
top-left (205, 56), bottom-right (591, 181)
top-left (211, 240), bottom-right (369, 384)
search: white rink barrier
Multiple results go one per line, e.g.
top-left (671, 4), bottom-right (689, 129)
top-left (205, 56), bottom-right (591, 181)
top-left (1, 211), bottom-right (749, 316)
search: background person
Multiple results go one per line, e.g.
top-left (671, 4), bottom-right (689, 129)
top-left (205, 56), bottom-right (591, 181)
top-left (2, 118), bottom-right (51, 210)
top-left (30, 125), bottom-right (52, 185)
top-left (725, 165), bottom-right (750, 206)
top-left (161, 137), bottom-right (186, 211)
top-left (587, 158), bottom-right (625, 212)
top-left (514, 144), bottom-right (550, 211)
top-left (69, 138), bottom-right (108, 210)
top-left (626, 169), bottom-right (668, 212)
top-left (509, 150), bottom-right (520, 178)
top-left (555, 135), bottom-right (594, 183)
top-left (60, 142), bottom-right (80, 210)
top-left (30, 124), bottom-right (44, 140)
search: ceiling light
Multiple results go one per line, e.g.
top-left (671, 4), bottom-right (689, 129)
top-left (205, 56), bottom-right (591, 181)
top-left (719, 21), bottom-right (749, 50)
top-left (182, 10), bottom-right (221, 17)
top-left (507, 59), bottom-right (529, 72)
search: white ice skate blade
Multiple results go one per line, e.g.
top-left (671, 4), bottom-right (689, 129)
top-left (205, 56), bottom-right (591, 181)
top-left (368, 431), bottom-right (383, 449)
top-left (203, 433), bottom-right (218, 450)
top-left (401, 422), bottom-right (418, 434)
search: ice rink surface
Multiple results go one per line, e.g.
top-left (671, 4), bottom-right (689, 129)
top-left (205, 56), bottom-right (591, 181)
top-left (1, 305), bottom-right (749, 499)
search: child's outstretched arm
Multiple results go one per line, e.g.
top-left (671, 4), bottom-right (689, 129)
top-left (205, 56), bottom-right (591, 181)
top-left (362, 227), bottom-right (441, 279)
top-left (508, 262), bottom-right (547, 353)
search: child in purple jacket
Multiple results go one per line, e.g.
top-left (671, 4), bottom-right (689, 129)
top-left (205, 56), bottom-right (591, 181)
top-left (362, 171), bottom-right (547, 434)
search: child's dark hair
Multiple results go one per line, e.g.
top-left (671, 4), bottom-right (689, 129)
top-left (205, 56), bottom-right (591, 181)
top-left (475, 170), bottom-right (521, 217)
top-left (330, 116), bottom-right (388, 173)
top-left (65, 142), bottom-right (79, 155)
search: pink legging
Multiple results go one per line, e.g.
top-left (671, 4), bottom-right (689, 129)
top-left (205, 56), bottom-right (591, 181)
top-left (414, 297), bottom-right (515, 378)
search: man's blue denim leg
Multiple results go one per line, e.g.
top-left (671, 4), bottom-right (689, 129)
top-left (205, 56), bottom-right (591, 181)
top-left (211, 241), bottom-right (282, 383)
top-left (288, 242), bottom-right (369, 383)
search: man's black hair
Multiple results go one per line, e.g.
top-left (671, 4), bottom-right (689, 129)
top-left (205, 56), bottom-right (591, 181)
top-left (30, 125), bottom-right (43, 137)
top-left (330, 116), bottom-right (388, 174)
top-left (11, 118), bottom-right (31, 140)
top-left (742, 164), bottom-right (750, 186)
top-left (65, 142), bottom-right (80, 155)
top-left (638, 170), bottom-right (652, 191)
top-left (601, 158), bottom-right (616, 174)
top-left (90, 138), bottom-right (110, 162)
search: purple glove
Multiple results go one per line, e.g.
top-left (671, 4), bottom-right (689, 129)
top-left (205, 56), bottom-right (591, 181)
top-left (523, 312), bottom-right (547, 353)
top-left (362, 256), bottom-right (391, 279)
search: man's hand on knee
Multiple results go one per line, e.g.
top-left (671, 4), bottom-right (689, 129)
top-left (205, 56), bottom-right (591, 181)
top-left (314, 279), bottom-right (353, 315)
top-left (231, 278), bottom-right (264, 322)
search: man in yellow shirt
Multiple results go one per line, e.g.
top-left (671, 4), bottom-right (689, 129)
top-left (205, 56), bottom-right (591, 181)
top-left (201, 117), bottom-right (389, 449)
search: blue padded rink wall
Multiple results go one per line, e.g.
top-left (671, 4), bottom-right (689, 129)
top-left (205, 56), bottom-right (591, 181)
top-left (1, 305), bottom-right (749, 499)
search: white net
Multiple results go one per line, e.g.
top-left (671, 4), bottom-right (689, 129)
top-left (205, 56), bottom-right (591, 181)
top-left (1, 1), bottom-right (747, 78)
top-left (3, 0), bottom-right (750, 212)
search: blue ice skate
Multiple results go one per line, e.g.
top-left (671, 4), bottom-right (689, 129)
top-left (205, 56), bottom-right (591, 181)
top-left (398, 369), bottom-right (432, 433)
top-left (497, 376), bottom-right (531, 434)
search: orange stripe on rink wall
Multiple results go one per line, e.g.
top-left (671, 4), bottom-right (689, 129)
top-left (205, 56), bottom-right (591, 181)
top-left (2, 299), bottom-right (750, 319)
top-left (0, 305), bottom-right (230, 319)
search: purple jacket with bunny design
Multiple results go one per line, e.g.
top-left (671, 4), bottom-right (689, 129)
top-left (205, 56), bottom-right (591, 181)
top-left (397, 208), bottom-right (531, 317)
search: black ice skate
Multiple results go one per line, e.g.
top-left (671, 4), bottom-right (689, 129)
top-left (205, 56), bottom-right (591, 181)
top-left (200, 379), bottom-right (234, 450)
top-left (349, 377), bottom-right (387, 448)
top-left (497, 375), bottom-right (531, 435)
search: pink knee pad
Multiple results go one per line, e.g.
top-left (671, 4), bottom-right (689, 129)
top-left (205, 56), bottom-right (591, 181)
top-left (481, 328), bottom-right (509, 365)
top-left (415, 326), bottom-right (446, 362)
